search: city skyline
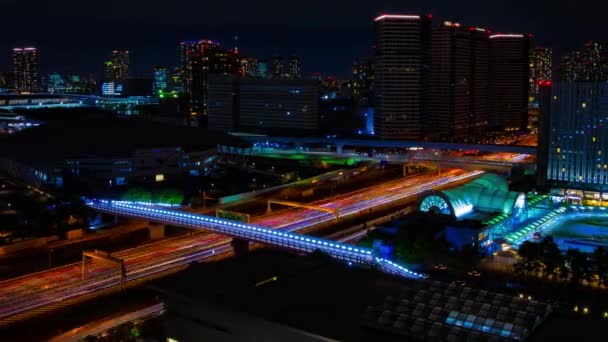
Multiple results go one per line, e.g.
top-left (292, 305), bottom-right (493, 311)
top-left (1, 0), bottom-right (606, 77)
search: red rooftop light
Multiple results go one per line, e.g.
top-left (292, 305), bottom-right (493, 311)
top-left (538, 80), bottom-right (552, 87)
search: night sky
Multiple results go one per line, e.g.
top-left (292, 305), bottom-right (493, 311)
top-left (1, 0), bottom-right (606, 78)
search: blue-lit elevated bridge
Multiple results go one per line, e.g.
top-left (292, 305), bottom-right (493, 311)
top-left (86, 199), bottom-right (422, 279)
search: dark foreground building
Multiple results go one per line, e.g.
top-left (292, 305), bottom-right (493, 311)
top-left (207, 75), bottom-right (320, 134)
top-left (0, 118), bottom-right (250, 190)
top-left (150, 249), bottom-right (551, 342)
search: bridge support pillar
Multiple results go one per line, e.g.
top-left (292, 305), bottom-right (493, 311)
top-left (231, 238), bottom-right (250, 257)
top-left (148, 222), bottom-right (165, 240)
top-left (267, 201), bottom-right (272, 214)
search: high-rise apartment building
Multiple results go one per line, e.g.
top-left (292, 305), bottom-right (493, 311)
top-left (430, 22), bottom-right (490, 140)
top-left (373, 14), bottom-right (432, 140)
top-left (560, 50), bottom-right (583, 81)
top-left (13, 47), bottom-right (40, 93)
top-left (100, 50), bottom-right (129, 96)
top-left (529, 47), bottom-right (552, 108)
top-left (240, 58), bottom-right (260, 77)
top-left (469, 27), bottom-right (491, 135)
top-left (180, 39), bottom-right (239, 126)
top-left (539, 82), bottom-right (608, 192)
top-left (271, 56), bottom-right (284, 79)
top-left (267, 55), bottom-right (302, 79)
top-left (560, 42), bottom-right (608, 81)
top-left (489, 34), bottom-right (530, 131)
top-left (352, 59), bottom-right (374, 105)
top-left (110, 50), bottom-right (130, 82)
top-left (288, 55), bottom-right (302, 79)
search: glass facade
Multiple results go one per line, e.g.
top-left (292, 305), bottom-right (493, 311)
top-left (546, 82), bottom-right (608, 191)
top-left (420, 174), bottom-right (526, 219)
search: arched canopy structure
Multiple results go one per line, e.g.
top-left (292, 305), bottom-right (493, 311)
top-left (419, 174), bottom-right (526, 219)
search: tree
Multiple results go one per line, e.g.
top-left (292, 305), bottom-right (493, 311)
top-left (122, 187), bottom-right (152, 202)
top-left (566, 249), bottom-right (593, 286)
top-left (592, 247), bottom-right (608, 287)
top-left (514, 241), bottom-right (543, 278)
top-left (539, 236), bottom-right (564, 280)
top-left (152, 188), bottom-right (183, 205)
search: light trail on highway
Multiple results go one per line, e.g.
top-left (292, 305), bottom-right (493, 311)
top-left (0, 169), bottom-right (483, 325)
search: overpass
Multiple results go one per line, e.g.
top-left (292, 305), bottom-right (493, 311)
top-left (85, 199), bottom-right (423, 279)
top-left (239, 135), bottom-right (536, 155)
top-left (250, 148), bottom-right (532, 169)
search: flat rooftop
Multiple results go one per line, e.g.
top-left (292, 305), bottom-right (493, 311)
top-left (150, 249), bottom-right (554, 341)
top-left (0, 117), bottom-right (250, 167)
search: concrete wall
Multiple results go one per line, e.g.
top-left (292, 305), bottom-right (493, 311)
top-left (0, 235), bottom-right (59, 256)
top-left (66, 229), bottom-right (85, 240)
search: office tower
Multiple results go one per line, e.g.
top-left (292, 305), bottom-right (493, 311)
top-left (489, 34), bottom-right (530, 131)
top-left (153, 66), bottom-right (169, 95)
top-left (288, 55), bottom-right (302, 79)
top-left (529, 47), bottom-right (552, 108)
top-left (207, 74), bottom-right (239, 131)
top-left (13, 47), bottom-right (40, 93)
top-left (373, 14), bottom-right (432, 140)
top-left (240, 78), bottom-right (319, 132)
top-left (271, 56), bottom-right (284, 79)
top-left (110, 50), bottom-right (130, 82)
top-left (207, 76), bottom-right (319, 133)
top-left (352, 59), bottom-right (374, 105)
top-left (540, 82), bottom-right (608, 191)
top-left (180, 39), bottom-right (238, 126)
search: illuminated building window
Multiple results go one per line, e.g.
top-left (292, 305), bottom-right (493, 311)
top-left (582, 102), bottom-right (587, 109)
top-left (155, 174), bottom-right (165, 182)
top-left (557, 147), bottom-right (560, 153)
top-left (562, 168), bottom-right (566, 173)
top-left (593, 137), bottom-right (597, 142)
